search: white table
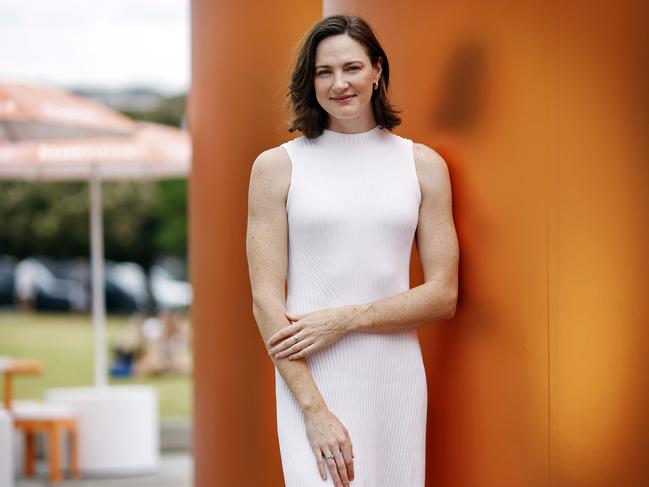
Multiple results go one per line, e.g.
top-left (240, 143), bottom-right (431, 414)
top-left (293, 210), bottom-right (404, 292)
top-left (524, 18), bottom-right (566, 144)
top-left (44, 385), bottom-right (159, 476)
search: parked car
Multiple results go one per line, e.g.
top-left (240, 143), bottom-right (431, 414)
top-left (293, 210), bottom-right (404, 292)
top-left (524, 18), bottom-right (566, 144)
top-left (0, 256), bottom-right (16, 308)
top-left (149, 256), bottom-right (192, 311)
top-left (15, 257), bottom-right (88, 312)
top-left (52, 258), bottom-right (152, 314)
top-left (105, 261), bottom-right (151, 313)
top-left (13, 257), bottom-right (152, 314)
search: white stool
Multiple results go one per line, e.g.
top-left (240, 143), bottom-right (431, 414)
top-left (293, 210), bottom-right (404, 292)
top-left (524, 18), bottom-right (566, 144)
top-left (0, 409), bottom-right (14, 487)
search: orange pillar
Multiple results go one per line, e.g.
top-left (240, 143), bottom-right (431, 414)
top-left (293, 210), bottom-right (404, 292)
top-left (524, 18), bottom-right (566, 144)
top-left (189, 1), bottom-right (321, 486)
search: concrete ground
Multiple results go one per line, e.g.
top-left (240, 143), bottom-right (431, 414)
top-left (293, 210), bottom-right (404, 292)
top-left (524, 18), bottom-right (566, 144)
top-left (15, 452), bottom-right (192, 487)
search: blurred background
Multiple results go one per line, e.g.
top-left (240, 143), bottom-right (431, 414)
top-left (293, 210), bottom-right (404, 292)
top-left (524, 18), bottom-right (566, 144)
top-left (0, 1), bottom-right (192, 486)
top-left (2, 1), bottom-right (648, 487)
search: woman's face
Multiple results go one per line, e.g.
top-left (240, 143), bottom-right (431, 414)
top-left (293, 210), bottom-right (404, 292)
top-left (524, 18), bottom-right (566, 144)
top-left (313, 34), bottom-right (382, 126)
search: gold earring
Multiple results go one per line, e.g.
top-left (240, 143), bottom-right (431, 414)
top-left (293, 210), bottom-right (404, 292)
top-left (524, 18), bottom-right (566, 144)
top-left (373, 80), bottom-right (379, 90)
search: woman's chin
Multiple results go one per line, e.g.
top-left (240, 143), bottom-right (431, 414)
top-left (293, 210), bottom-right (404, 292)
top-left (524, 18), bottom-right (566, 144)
top-left (327, 107), bottom-right (361, 119)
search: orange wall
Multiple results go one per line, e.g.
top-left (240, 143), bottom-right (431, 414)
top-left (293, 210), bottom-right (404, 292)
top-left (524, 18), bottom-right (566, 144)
top-left (551, 2), bottom-right (649, 485)
top-left (191, 1), bottom-right (649, 485)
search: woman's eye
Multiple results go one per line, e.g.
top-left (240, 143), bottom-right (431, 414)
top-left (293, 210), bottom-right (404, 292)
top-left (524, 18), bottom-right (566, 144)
top-left (316, 67), bottom-right (359, 76)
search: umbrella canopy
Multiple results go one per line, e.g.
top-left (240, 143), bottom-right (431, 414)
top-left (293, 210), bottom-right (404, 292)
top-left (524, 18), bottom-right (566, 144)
top-left (0, 80), bottom-right (135, 138)
top-left (0, 79), bottom-right (191, 387)
top-left (0, 80), bottom-right (190, 180)
top-left (0, 121), bottom-right (190, 180)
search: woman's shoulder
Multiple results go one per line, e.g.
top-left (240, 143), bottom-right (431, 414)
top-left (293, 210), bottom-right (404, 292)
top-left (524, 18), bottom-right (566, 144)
top-left (384, 132), bottom-right (447, 170)
top-left (253, 145), bottom-right (291, 173)
top-left (412, 142), bottom-right (446, 167)
top-left (252, 130), bottom-right (311, 173)
top-left (410, 142), bottom-right (451, 195)
top-left (249, 145), bottom-right (292, 202)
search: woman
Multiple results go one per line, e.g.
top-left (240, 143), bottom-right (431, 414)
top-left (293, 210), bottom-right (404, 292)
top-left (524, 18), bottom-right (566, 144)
top-left (246, 14), bottom-right (459, 487)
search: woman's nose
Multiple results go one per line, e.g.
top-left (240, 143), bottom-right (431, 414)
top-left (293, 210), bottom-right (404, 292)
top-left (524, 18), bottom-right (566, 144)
top-left (332, 73), bottom-right (349, 90)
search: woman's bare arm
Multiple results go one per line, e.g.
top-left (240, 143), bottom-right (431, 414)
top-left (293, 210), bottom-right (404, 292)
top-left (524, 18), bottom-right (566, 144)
top-left (246, 146), bottom-right (327, 413)
top-left (343, 143), bottom-right (459, 333)
top-left (265, 143), bottom-right (458, 362)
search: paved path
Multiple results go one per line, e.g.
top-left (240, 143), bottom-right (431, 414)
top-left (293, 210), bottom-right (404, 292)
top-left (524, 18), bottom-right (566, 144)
top-left (15, 452), bottom-right (192, 487)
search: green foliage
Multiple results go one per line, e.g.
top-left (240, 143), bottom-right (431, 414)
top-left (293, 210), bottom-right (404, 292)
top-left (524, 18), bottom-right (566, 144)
top-left (0, 179), bottom-right (188, 268)
top-left (154, 179), bottom-right (188, 256)
top-left (0, 181), bottom-right (89, 258)
top-left (121, 94), bottom-right (187, 128)
top-left (0, 93), bottom-right (188, 267)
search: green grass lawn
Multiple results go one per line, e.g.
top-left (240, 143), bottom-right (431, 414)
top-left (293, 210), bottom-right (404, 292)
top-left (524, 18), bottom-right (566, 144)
top-left (0, 311), bottom-right (192, 419)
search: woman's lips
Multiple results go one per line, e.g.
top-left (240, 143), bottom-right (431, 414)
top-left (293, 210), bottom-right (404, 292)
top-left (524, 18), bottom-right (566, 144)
top-left (332, 95), bottom-right (355, 103)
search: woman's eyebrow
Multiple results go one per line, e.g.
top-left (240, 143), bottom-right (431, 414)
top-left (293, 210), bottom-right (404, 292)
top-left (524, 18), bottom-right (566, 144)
top-left (315, 60), bottom-right (364, 69)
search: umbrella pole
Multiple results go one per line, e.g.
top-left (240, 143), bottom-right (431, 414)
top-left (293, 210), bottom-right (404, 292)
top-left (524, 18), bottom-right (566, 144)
top-left (90, 175), bottom-right (107, 388)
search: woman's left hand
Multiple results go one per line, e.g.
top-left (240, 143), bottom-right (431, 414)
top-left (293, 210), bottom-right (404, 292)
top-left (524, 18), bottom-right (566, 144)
top-left (267, 307), bottom-right (353, 360)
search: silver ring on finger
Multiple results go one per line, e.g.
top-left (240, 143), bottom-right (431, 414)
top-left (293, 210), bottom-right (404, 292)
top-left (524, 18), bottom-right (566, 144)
top-left (323, 452), bottom-right (334, 460)
top-left (294, 334), bottom-right (300, 343)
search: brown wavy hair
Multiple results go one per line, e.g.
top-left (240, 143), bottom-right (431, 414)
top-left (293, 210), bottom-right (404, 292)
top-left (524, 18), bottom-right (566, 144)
top-left (286, 15), bottom-right (402, 139)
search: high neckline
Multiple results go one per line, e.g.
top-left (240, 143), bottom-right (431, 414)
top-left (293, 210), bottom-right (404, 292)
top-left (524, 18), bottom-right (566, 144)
top-left (321, 125), bottom-right (382, 138)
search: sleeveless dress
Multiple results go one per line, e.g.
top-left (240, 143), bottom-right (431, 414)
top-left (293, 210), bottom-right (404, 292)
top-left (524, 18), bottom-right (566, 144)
top-left (276, 125), bottom-right (427, 486)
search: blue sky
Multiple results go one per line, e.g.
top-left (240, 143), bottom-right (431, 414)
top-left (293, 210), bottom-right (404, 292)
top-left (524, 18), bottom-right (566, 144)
top-left (0, 0), bottom-right (190, 94)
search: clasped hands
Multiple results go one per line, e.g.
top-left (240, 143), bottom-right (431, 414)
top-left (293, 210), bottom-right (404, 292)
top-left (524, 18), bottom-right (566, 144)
top-left (266, 305), bottom-right (357, 360)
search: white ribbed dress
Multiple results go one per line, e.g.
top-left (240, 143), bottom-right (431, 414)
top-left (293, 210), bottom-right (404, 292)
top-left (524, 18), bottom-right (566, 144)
top-left (276, 125), bottom-right (427, 486)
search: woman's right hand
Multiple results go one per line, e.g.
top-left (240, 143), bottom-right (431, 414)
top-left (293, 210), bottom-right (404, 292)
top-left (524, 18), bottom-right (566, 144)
top-left (304, 406), bottom-right (355, 486)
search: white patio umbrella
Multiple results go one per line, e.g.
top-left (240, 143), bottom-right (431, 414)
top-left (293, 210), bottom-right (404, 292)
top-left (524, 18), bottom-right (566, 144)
top-left (0, 80), bottom-right (191, 388)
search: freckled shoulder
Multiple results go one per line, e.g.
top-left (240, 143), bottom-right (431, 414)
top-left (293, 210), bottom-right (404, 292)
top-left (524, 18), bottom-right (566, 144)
top-left (250, 145), bottom-right (292, 206)
top-left (412, 142), bottom-right (450, 199)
